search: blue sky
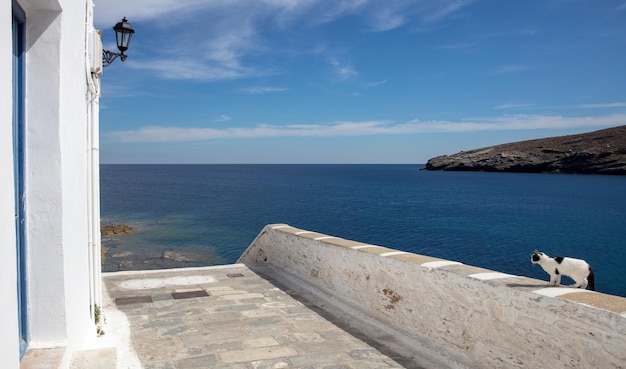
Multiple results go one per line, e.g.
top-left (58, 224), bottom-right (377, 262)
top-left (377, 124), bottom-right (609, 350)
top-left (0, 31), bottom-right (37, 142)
top-left (94, 0), bottom-right (626, 164)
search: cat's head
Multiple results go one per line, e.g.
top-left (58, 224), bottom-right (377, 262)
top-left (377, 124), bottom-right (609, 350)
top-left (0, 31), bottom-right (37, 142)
top-left (531, 250), bottom-right (546, 264)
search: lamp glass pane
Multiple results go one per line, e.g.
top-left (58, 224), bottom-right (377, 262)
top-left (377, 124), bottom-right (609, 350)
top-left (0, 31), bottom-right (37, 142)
top-left (122, 32), bottom-right (132, 49)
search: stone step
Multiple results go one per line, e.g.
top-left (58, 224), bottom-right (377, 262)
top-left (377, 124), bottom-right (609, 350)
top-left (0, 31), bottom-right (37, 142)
top-left (20, 348), bottom-right (64, 369)
top-left (70, 348), bottom-right (116, 369)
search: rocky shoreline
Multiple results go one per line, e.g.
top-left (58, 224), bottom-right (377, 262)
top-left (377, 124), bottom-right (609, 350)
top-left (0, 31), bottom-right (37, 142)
top-left (100, 222), bottom-right (221, 272)
top-left (423, 125), bottom-right (626, 175)
top-left (101, 224), bottom-right (134, 235)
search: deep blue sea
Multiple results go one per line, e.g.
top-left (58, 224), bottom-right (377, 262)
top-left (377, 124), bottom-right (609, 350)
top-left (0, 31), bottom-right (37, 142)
top-left (100, 164), bottom-right (626, 298)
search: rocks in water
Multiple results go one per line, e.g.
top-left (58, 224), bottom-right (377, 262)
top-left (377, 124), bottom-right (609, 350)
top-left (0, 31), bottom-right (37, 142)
top-left (424, 125), bottom-right (626, 175)
top-left (99, 220), bottom-right (224, 271)
top-left (161, 250), bottom-right (196, 262)
top-left (111, 251), bottom-right (132, 258)
top-left (101, 224), bottom-right (134, 235)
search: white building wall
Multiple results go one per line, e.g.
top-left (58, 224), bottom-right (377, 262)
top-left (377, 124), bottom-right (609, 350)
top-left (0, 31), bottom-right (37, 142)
top-left (0, 0), bottom-right (20, 366)
top-left (24, 5), bottom-right (67, 345)
top-left (58, 1), bottom-right (94, 351)
top-left (23, 0), bottom-right (94, 348)
top-left (1, 0), bottom-right (99, 366)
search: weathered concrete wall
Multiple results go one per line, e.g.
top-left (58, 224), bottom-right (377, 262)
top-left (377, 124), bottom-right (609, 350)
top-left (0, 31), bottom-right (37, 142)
top-left (239, 224), bottom-right (626, 369)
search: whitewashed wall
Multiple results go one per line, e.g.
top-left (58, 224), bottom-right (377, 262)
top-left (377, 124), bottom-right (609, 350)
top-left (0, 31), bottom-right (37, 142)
top-left (1, 0), bottom-right (98, 367)
top-left (57, 0), bottom-right (93, 351)
top-left (0, 0), bottom-right (20, 367)
top-left (240, 224), bottom-right (626, 369)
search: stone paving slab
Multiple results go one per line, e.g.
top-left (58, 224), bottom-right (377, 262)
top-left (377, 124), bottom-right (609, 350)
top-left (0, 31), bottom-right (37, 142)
top-left (102, 264), bottom-right (420, 369)
top-left (20, 348), bottom-right (65, 369)
top-left (70, 348), bottom-right (117, 369)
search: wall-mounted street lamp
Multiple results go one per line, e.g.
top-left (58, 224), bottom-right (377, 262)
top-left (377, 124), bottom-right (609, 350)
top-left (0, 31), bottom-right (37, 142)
top-left (102, 17), bottom-right (135, 67)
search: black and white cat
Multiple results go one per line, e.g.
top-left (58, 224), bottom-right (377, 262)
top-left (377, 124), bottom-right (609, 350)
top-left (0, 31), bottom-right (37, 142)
top-left (531, 250), bottom-right (595, 291)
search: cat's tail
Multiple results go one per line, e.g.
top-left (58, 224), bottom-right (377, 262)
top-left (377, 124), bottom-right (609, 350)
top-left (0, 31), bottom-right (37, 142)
top-left (588, 267), bottom-right (595, 291)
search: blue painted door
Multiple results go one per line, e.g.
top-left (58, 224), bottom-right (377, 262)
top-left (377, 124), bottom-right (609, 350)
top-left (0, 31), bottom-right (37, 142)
top-left (12, 1), bottom-right (28, 358)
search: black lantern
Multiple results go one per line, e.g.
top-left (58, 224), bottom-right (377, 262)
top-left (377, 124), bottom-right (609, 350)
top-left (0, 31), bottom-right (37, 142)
top-left (113, 17), bottom-right (134, 53)
top-left (103, 17), bottom-right (135, 67)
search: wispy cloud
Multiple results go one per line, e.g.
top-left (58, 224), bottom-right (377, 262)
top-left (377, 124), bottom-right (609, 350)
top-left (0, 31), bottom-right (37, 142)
top-left (240, 86), bottom-right (288, 94)
top-left (107, 113), bottom-right (626, 142)
top-left (93, 0), bottom-right (210, 26)
top-left (215, 115), bottom-right (232, 122)
top-left (494, 102), bottom-right (626, 110)
top-left (521, 27), bottom-right (540, 36)
top-left (100, 83), bottom-right (143, 100)
top-left (423, 0), bottom-right (473, 24)
top-left (494, 103), bottom-right (535, 110)
top-left (493, 65), bottom-right (529, 75)
top-left (440, 26), bottom-right (535, 51)
top-left (365, 4), bottom-right (409, 32)
top-left (129, 59), bottom-right (254, 81)
top-left (567, 102), bottom-right (626, 109)
top-left (437, 42), bottom-right (474, 50)
top-left (95, 0), bottom-right (474, 30)
top-left (364, 79), bottom-right (388, 87)
top-left (330, 59), bottom-right (358, 81)
top-left (475, 28), bottom-right (540, 39)
top-left (95, 1), bottom-right (475, 82)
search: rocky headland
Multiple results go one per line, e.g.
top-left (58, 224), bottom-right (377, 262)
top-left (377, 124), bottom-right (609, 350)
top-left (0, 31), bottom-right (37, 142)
top-left (423, 125), bottom-right (626, 175)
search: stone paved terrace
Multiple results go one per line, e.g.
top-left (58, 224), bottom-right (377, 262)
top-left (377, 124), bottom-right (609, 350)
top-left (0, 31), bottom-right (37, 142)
top-left (100, 264), bottom-right (446, 369)
top-left (75, 224), bottom-right (626, 369)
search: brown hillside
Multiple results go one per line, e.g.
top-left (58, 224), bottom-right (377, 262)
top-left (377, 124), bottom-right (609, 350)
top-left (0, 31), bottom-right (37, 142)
top-left (424, 125), bottom-right (626, 175)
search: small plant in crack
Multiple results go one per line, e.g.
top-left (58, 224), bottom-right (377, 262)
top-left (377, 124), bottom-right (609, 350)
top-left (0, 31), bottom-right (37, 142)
top-left (94, 304), bottom-right (105, 336)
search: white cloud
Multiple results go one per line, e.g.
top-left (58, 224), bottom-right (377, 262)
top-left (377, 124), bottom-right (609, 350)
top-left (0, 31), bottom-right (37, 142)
top-left (437, 42), bottom-right (474, 50)
top-left (216, 115), bottom-right (232, 122)
top-left (94, 0), bottom-right (475, 82)
top-left (364, 79), bottom-right (388, 87)
top-left (330, 59), bottom-right (358, 81)
top-left (568, 102), bottom-right (626, 109)
top-left (521, 27), bottom-right (540, 36)
top-left (240, 86), bottom-right (288, 94)
top-left (366, 6), bottom-right (407, 32)
top-left (93, 0), bottom-right (212, 26)
top-left (424, 0), bottom-right (473, 24)
top-left (106, 113), bottom-right (626, 142)
top-left (494, 103), bottom-right (535, 109)
top-left (128, 59), bottom-right (253, 81)
top-left (493, 102), bottom-right (626, 111)
top-left (95, 0), bottom-right (473, 29)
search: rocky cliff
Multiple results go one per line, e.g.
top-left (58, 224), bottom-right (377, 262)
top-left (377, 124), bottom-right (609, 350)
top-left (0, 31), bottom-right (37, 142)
top-left (423, 125), bottom-right (626, 175)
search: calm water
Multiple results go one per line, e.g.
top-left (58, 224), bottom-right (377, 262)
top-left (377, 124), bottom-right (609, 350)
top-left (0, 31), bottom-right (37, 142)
top-left (100, 164), bottom-right (626, 297)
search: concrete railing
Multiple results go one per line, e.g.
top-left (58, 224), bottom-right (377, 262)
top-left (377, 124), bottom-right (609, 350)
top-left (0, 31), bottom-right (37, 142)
top-left (239, 224), bottom-right (626, 369)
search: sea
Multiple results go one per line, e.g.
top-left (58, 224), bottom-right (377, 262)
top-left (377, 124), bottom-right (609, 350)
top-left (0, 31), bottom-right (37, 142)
top-left (100, 164), bottom-right (626, 298)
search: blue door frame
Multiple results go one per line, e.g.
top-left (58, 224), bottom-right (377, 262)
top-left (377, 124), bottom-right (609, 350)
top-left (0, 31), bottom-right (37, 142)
top-left (12, 0), bottom-right (28, 358)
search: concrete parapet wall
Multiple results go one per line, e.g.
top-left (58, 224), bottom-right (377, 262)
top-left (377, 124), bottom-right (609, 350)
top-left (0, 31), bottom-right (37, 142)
top-left (239, 224), bottom-right (626, 369)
